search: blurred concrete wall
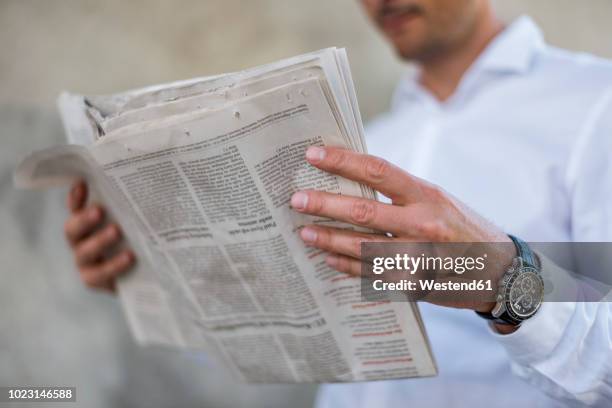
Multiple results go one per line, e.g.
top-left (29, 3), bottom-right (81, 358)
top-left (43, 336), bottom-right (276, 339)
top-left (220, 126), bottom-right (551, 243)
top-left (1, 1), bottom-right (611, 407)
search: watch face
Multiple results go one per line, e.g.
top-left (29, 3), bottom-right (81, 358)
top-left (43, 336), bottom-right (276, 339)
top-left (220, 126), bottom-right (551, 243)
top-left (506, 268), bottom-right (544, 319)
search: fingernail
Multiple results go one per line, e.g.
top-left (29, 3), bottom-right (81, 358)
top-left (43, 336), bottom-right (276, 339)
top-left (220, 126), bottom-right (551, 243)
top-left (300, 227), bottom-right (317, 243)
top-left (326, 255), bottom-right (339, 267)
top-left (306, 146), bottom-right (326, 163)
top-left (291, 192), bottom-right (308, 210)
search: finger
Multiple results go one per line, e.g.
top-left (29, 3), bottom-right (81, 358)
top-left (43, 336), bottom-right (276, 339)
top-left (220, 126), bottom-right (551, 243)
top-left (326, 254), bottom-right (362, 277)
top-left (74, 224), bottom-right (122, 266)
top-left (67, 180), bottom-right (88, 213)
top-left (64, 205), bottom-right (105, 245)
top-left (300, 225), bottom-right (390, 260)
top-left (291, 190), bottom-right (413, 236)
top-left (305, 146), bottom-right (426, 204)
top-left (80, 250), bottom-right (134, 289)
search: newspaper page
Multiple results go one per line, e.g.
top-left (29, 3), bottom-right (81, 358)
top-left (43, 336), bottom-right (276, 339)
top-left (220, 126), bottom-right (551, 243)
top-left (14, 48), bottom-right (437, 383)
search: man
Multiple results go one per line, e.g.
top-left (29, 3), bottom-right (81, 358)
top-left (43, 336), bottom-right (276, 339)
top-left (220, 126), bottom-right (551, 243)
top-left (63, 0), bottom-right (612, 406)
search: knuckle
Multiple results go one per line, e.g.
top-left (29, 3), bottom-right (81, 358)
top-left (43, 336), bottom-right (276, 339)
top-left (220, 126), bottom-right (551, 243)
top-left (349, 237), bottom-right (365, 258)
top-left (309, 192), bottom-right (324, 214)
top-left (323, 229), bottom-right (341, 252)
top-left (418, 220), bottom-right (453, 242)
top-left (348, 259), bottom-right (360, 275)
top-left (315, 228), bottom-right (329, 247)
top-left (335, 256), bottom-right (349, 272)
top-left (428, 185), bottom-right (447, 201)
top-left (350, 200), bottom-right (376, 225)
top-left (365, 157), bottom-right (391, 183)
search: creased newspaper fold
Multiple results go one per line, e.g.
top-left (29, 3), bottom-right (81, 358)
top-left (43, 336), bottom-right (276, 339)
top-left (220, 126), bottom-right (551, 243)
top-left (14, 48), bottom-right (437, 383)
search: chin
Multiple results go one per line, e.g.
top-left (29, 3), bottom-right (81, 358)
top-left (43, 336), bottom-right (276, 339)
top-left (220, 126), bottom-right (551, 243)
top-left (394, 47), bottom-right (419, 61)
top-left (386, 31), bottom-right (430, 62)
top-left (392, 42), bottom-right (427, 62)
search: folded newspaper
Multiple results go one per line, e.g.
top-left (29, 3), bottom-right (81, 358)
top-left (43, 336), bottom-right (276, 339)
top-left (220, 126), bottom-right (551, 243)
top-left (14, 48), bottom-right (437, 382)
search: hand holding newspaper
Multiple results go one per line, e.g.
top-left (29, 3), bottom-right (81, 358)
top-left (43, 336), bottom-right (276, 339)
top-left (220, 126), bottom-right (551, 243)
top-left (14, 48), bottom-right (436, 383)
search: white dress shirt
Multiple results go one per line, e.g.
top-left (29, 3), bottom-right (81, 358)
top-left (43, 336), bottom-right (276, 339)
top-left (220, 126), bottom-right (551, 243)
top-left (316, 16), bottom-right (612, 408)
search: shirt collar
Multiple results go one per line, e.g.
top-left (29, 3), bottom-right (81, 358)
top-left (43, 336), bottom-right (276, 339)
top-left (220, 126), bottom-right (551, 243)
top-left (392, 16), bottom-right (545, 108)
top-left (474, 15), bottom-right (545, 74)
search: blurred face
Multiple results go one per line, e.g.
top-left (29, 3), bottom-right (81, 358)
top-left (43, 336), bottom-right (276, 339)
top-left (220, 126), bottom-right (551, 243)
top-left (361, 0), bottom-right (482, 61)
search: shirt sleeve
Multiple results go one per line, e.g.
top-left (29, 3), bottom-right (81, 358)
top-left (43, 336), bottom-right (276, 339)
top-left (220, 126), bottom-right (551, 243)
top-left (490, 256), bottom-right (612, 407)
top-left (490, 88), bottom-right (612, 407)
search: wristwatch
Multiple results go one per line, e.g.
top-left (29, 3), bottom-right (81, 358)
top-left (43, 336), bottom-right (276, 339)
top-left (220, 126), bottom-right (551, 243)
top-left (476, 235), bottom-right (544, 326)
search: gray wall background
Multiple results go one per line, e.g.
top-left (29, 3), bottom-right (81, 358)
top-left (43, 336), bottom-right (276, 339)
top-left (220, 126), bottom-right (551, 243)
top-left (1, 1), bottom-right (611, 407)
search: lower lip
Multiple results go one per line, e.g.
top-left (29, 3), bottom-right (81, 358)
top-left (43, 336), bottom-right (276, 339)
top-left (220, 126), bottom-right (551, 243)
top-left (381, 12), bottom-right (422, 34)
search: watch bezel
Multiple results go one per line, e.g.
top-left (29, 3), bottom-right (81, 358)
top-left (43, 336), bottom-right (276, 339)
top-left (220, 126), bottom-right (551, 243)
top-left (502, 266), bottom-right (544, 321)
